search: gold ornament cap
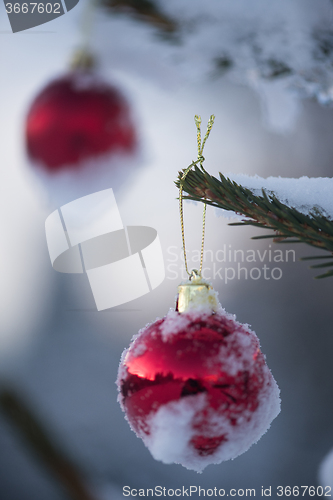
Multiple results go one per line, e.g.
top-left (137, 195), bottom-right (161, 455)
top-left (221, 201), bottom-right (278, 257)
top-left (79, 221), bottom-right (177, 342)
top-left (176, 270), bottom-right (219, 313)
top-left (70, 48), bottom-right (96, 71)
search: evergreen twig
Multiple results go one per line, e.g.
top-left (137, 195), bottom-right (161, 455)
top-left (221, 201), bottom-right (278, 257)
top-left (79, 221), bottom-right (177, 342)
top-left (176, 167), bottom-right (333, 279)
top-left (0, 387), bottom-right (97, 500)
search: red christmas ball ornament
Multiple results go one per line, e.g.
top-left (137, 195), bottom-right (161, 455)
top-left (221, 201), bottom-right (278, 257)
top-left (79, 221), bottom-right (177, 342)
top-left (25, 53), bottom-right (140, 205)
top-left (117, 274), bottom-right (280, 472)
top-left (26, 71), bottom-right (136, 171)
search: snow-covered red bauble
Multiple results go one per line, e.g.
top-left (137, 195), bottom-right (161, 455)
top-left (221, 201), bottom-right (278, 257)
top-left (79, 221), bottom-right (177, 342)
top-left (25, 64), bottom-right (140, 205)
top-left (117, 276), bottom-right (280, 472)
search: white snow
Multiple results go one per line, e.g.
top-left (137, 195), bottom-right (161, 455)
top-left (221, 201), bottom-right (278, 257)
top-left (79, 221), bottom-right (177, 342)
top-left (128, 341), bottom-right (147, 359)
top-left (28, 147), bottom-right (145, 209)
top-left (215, 174), bottom-right (333, 220)
top-left (98, 0), bottom-right (333, 131)
top-left (146, 394), bottom-right (206, 468)
top-left (217, 329), bottom-right (255, 376)
top-left (159, 309), bottom-right (192, 341)
top-left (138, 369), bottom-right (280, 473)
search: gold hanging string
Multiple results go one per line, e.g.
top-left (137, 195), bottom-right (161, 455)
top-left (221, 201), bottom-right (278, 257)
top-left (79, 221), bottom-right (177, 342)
top-left (179, 114), bottom-right (215, 278)
top-left (80, 0), bottom-right (97, 54)
top-left (70, 0), bottom-right (98, 69)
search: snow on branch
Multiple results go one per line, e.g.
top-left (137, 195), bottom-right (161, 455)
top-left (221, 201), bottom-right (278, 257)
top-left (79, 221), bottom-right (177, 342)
top-left (176, 167), bottom-right (333, 279)
top-left (102, 0), bottom-right (333, 130)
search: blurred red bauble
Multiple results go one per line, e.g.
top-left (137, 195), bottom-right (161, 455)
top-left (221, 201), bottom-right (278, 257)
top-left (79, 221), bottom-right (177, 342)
top-left (117, 282), bottom-right (280, 472)
top-left (26, 69), bottom-right (137, 172)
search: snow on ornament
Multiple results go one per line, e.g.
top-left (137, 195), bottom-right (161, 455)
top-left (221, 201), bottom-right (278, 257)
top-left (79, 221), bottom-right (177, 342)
top-left (117, 116), bottom-right (280, 471)
top-left (25, 51), bottom-right (140, 206)
top-left (117, 272), bottom-right (280, 472)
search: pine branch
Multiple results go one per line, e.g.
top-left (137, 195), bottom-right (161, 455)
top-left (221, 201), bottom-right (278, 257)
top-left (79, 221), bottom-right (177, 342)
top-left (175, 166), bottom-right (333, 279)
top-left (101, 0), bottom-right (177, 32)
top-left (0, 387), bottom-right (98, 500)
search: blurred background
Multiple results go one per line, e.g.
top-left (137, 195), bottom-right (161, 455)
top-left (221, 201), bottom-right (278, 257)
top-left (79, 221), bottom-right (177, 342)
top-left (2, 0), bottom-right (333, 498)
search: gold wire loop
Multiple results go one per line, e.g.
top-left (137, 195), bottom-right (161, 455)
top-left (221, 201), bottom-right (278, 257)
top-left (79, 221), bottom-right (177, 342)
top-left (190, 269), bottom-right (201, 281)
top-left (179, 115), bottom-right (215, 278)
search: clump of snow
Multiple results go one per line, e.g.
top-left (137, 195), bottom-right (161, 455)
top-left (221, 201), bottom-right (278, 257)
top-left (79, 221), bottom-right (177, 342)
top-left (159, 309), bottom-right (192, 341)
top-left (69, 70), bottom-right (112, 92)
top-left (141, 375), bottom-right (280, 473)
top-left (100, 0), bottom-right (333, 131)
top-left (215, 174), bottom-right (333, 220)
top-left (218, 328), bottom-right (255, 376)
top-left (127, 340), bottom-right (147, 358)
top-left (146, 394), bottom-right (207, 468)
top-left (30, 148), bottom-right (144, 208)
